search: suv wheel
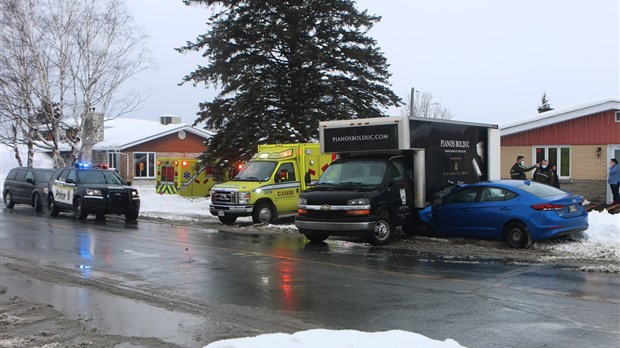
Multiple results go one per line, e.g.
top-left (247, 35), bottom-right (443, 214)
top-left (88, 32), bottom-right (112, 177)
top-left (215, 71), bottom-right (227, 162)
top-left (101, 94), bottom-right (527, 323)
top-left (74, 198), bottom-right (88, 220)
top-left (4, 191), bottom-right (15, 208)
top-left (33, 193), bottom-right (43, 212)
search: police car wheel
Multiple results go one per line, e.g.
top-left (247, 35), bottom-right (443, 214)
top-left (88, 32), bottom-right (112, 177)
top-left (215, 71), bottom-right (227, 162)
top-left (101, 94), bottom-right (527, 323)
top-left (48, 196), bottom-right (59, 217)
top-left (252, 202), bottom-right (274, 224)
top-left (366, 211), bottom-right (394, 246)
top-left (74, 198), bottom-right (88, 220)
top-left (125, 209), bottom-right (138, 221)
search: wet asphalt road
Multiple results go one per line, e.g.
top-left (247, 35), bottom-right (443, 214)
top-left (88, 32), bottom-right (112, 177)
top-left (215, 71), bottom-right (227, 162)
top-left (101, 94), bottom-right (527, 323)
top-left (1, 207), bottom-right (619, 348)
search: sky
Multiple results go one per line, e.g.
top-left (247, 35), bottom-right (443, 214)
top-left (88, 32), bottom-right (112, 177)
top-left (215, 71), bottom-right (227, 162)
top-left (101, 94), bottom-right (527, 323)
top-left (1, 146), bottom-right (619, 346)
top-left (121, 0), bottom-right (619, 127)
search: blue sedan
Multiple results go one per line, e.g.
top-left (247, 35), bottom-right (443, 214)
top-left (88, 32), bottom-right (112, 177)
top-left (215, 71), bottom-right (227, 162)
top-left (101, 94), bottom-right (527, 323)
top-left (418, 180), bottom-right (589, 248)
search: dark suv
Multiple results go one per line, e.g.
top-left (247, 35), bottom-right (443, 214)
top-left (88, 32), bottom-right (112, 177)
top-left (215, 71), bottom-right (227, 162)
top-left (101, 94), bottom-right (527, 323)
top-left (3, 167), bottom-right (55, 212)
top-left (47, 164), bottom-right (140, 221)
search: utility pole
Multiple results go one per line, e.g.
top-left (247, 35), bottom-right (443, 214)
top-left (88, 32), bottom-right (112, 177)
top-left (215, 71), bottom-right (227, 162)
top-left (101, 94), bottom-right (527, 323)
top-left (409, 87), bottom-right (415, 118)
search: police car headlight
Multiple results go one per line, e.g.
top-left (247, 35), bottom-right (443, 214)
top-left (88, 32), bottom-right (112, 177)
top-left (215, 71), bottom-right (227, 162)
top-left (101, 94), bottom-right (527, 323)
top-left (86, 189), bottom-right (102, 196)
top-left (298, 197), bottom-right (307, 206)
top-left (348, 198), bottom-right (370, 206)
top-left (131, 190), bottom-right (139, 197)
top-left (238, 192), bottom-right (250, 204)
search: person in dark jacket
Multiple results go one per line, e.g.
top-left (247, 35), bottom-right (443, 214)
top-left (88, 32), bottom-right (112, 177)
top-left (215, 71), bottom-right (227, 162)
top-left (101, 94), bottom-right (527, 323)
top-left (533, 159), bottom-right (553, 186)
top-left (510, 155), bottom-right (538, 180)
top-left (609, 158), bottom-right (620, 208)
top-left (550, 163), bottom-right (560, 189)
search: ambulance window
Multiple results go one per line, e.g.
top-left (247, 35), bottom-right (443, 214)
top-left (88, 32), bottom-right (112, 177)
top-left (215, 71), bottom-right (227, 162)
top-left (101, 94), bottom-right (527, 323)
top-left (278, 163), bottom-right (296, 181)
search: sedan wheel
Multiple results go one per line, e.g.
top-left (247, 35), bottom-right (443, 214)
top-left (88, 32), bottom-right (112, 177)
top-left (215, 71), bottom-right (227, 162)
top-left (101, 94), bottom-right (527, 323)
top-left (48, 196), bottom-right (59, 217)
top-left (503, 221), bottom-right (531, 248)
top-left (33, 193), bottom-right (43, 212)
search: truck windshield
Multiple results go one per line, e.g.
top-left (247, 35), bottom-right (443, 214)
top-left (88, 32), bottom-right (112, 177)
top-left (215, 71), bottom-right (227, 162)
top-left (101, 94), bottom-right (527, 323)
top-left (234, 161), bottom-right (277, 181)
top-left (317, 160), bottom-right (386, 186)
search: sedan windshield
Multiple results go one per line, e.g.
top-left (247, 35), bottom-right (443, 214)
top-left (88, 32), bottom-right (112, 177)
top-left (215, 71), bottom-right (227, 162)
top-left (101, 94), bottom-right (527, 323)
top-left (318, 160), bottom-right (386, 186)
top-left (234, 161), bottom-right (276, 181)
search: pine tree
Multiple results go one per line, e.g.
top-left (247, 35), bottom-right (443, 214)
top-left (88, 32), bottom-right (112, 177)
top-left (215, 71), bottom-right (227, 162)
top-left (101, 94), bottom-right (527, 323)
top-left (537, 92), bottom-right (554, 113)
top-left (178, 0), bottom-right (401, 177)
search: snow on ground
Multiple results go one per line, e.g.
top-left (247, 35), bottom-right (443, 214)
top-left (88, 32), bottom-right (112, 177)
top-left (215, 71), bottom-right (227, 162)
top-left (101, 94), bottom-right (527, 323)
top-left (1, 145), bottom-right (619, 347)
top-left (202, 329), bottom-right (465, 348)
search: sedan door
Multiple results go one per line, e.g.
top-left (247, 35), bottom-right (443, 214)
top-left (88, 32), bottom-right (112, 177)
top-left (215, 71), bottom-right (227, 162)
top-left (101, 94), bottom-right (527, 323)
top-left (433, 187), bottom-right (481, 236)
top-left (469, 186), bottom-right (520, 238)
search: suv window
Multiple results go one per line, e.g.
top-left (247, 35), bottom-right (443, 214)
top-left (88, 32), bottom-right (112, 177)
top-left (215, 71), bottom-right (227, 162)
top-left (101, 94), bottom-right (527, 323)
top-left (25, 170), bottom-right (34, 183)
top-left (15, 169), bottom-right (27, 182)
top-left (6, 168), bottom-right (18, 180)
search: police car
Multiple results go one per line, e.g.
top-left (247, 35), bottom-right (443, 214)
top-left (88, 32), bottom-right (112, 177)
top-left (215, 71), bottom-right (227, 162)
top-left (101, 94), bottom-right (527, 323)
top-left (47, 163), bottom-right (140, 221)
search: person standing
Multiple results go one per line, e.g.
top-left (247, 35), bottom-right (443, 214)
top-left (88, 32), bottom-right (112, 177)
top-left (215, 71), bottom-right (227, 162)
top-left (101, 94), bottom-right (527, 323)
top-left (510, 155), bottom-right (538, 180)
top-left (608, 158), bottom-right (620, 208)
top-left (550, 163), bottom-right (560, 189)
top-left (533, 159), bottom-right (554, 186)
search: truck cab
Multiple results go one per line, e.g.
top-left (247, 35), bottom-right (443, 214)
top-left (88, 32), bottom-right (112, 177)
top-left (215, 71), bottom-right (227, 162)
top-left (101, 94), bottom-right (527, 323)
top-left (296, 153), bottom-right (416, 245)
top-left (209, 143), bottom-right (332, 224)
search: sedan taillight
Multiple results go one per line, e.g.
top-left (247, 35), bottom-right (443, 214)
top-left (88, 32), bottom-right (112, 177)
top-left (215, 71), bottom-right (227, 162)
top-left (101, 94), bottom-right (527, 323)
top-left (530, 203), bottom-right (564, 211)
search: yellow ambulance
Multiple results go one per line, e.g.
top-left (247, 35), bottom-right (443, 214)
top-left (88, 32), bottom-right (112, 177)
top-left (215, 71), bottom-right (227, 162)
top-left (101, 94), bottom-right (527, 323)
top-left (210, 143), bottom-right (333, 224)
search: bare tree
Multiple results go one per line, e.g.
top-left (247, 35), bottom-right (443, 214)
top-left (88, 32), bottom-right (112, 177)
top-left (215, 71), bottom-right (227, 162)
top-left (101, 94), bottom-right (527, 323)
top-left (0, 0), bottom-right (150, 167)
top-left (401, 90), bottom-right (454, 119)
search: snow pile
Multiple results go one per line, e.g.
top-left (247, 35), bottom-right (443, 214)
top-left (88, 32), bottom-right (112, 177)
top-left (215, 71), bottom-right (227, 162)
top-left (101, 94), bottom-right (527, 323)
top-left (203, 329), bottom-right (465, 348)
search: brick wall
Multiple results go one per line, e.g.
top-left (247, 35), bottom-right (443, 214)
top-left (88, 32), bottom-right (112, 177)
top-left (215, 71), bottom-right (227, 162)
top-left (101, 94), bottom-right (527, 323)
top-left (502, 145), bottom-right (609, 202)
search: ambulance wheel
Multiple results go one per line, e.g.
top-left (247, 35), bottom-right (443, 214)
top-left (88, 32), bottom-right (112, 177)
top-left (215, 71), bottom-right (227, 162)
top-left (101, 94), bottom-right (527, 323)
top-left (218, 216), bottom-right (237, 225)
top-left (48, 196), bottom-right (59, 217)
top-left (366, 211), bottom-right (394, 246)
top-left (74, 198), bottom-right (88, 220)
top-left (252, 202), bottom-right (275, 224)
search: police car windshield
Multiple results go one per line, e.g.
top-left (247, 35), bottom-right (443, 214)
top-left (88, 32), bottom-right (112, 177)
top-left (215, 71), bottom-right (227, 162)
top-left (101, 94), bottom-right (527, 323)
top-left (78, 170), bottom-right (125, 185)
top-left (234, 161), bottom-right (276, 181)
top-left (317, 160), bottom-right (385, 186)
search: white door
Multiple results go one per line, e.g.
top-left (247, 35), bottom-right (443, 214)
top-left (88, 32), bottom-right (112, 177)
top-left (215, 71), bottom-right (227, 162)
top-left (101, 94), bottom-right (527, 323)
top-left (607, 145), bottom-right (620, 203)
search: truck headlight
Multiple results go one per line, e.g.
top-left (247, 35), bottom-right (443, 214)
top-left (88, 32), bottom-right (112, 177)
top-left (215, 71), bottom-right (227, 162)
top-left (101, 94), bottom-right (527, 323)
top-left (348, 198), bottom-right (369, 206)
top-left (238, 192), bottom-right (250, 204)
top-left (86, 189), bottom-right (102, 196)
top-left (298, 197), bottom-right (307, 206)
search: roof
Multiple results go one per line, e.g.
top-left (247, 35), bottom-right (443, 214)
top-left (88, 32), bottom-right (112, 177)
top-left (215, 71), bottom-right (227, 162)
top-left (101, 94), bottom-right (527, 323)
top-left (500, 98), bottom-right (620, 136)
top-left (92, 118), bottom-right (212, 151)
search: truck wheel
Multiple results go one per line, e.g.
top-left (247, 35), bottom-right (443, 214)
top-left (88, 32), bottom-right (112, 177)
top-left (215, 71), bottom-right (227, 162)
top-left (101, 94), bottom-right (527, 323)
top-left (218, 216), bottom-right (237, 225)
top-left (366, 211), bottom-right (394, 246)
top-left (303, 232), bottom-right (329, 243)
top-left (74, 198), bottom-right (88, 220)
top-left (48, 196), bottom-right (59, 217)
top-left (33, 193), bottom-right (43, 212)
top-left (252, 202), bottom-right (275, 224)
top-left (125, 208), bottom-right (139, 221)
top-left (503, 221), bottom-right (531, 249)
top-left (4, 190), bottom-right (15, 208)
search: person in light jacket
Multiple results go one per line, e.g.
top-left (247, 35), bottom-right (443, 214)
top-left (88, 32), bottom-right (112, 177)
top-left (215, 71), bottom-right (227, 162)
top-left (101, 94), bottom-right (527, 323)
top-left (608, 158), bottom-right (620, 208)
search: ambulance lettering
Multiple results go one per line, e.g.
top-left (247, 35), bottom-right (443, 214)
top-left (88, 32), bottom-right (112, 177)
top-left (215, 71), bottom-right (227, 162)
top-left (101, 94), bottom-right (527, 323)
top-left (276, 189), bottom-right (295, 197)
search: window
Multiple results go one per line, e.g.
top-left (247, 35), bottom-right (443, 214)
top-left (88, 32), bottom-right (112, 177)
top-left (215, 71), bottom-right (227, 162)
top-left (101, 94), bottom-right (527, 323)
top-left (616, 111), bottom-right (620, 122)
top-left (534, 146), bottom-right (571, 178)
top-left (389, 161), bottom-right (405, 183)
top-left (445, 187), bottom-right (478, 203)
top-left (480, 187), bottom-right (517, 202)
top-left (134, 152), bottom-right (156, 178)
top-left (25, 170), bottom-right (34, 183)
top-left (107, 151), bottom-right (120, 170)
top-left (277, 162), bottom-right (296, 182)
